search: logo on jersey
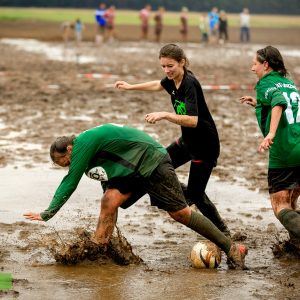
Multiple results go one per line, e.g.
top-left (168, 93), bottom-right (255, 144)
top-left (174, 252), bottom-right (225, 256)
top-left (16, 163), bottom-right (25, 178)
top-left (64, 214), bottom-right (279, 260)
top-left (86, 166), bottom-right (108, 181)
top-left (174, 99), bottom-right (187, 115)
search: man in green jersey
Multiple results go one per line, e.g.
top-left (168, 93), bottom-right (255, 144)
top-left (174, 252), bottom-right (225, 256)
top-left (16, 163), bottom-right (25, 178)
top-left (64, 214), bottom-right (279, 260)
top-left (24, 124), bottom-right (248, 269)
top-left (241, 46), bottom-right (300, 246)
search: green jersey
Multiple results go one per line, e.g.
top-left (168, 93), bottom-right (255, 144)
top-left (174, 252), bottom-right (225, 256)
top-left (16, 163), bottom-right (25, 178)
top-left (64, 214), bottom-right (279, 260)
top-left (41, 124), bottom-right (167, 221)
top-left (255, 71), bottom-right (300, 168)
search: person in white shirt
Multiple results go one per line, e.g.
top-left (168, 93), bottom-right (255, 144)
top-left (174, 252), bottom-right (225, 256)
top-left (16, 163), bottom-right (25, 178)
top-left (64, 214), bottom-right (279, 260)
top-left (240, 8), bottom-right (250, 42)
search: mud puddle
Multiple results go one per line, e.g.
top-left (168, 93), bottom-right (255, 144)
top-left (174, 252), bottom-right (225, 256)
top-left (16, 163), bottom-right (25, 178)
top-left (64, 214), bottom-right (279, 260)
top-left (0, 167), bottom-right (299, 299)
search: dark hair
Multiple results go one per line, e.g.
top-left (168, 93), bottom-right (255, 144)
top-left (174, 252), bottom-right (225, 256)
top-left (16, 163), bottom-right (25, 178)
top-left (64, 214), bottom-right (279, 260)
top-left (159, 43), bottom-right (190, 71)
top-left (50, 135), bottom-right (75, 163)
top-left (256, 45), bottom-right (288, 77)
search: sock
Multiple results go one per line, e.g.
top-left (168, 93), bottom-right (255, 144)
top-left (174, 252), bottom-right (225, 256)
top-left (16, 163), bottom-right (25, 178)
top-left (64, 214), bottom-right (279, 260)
top-left (187, 211), bottom-right (231, 253)
top-left (278, 208), bottom-right (300, 238)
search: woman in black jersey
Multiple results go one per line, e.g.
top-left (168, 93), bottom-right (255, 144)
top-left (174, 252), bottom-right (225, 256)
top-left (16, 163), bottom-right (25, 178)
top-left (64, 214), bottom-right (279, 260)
top-left (115, 43), bottom-right (230, 236)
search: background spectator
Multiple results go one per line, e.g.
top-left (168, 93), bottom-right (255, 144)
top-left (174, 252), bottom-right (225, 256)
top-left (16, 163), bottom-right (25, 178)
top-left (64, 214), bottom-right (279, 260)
top-left (199, 13), bottom-right (209, 43)
top-left (208, 7), bottom-right (219, 44)
top-left (95, 3), bottom-right (107, 45)
top-left (139, 4), bottom-right (151, 40)
top-left (240, 8), bottom-right (250, 42)
top-left (74, 18), bottom-right (85, 44)
top-left (154, 6), bottom-right (165, 43)
top-left (179, 6), bottom-right (189, 42)
top-left (104, 5), bottom-right (116, 42)
top-left (218, 10), bottom-right (228, 44)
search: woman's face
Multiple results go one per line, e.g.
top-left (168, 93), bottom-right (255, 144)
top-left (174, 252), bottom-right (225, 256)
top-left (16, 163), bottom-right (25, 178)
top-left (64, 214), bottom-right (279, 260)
top-left (251, 54), bottom-right (268, 80)
top-left (160, 57), bottom-right (185, 80)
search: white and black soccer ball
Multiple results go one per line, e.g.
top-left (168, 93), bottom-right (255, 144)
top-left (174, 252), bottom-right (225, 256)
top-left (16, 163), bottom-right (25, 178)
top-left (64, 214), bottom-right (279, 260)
top-left (190, 240), bottom-right (221, 269)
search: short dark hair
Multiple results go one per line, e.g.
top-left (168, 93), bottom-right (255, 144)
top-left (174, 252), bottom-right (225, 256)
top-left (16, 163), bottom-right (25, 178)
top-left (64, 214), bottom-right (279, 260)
top-left (50, 135), bottom-right (75, 163)
top-left (256, 45), bottom-right (288, 77)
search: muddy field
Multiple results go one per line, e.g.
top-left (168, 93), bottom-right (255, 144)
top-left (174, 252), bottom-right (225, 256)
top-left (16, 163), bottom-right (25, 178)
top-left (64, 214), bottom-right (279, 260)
top-left (0, 23), bottom-right (300, 299)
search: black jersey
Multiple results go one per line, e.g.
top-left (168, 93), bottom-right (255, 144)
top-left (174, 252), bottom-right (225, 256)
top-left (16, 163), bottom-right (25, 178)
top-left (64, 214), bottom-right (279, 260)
top-left (161, 71), bottom-right (220, 161)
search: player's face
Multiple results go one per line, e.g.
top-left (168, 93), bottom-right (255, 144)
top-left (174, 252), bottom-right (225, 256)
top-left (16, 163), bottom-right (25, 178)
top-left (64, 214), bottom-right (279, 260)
top-left (160, 57), bottom-right (185, 81)
top-left (251, 54), bottom-right (266, 80)
top-left (54, 145), bottom-right (72, 168)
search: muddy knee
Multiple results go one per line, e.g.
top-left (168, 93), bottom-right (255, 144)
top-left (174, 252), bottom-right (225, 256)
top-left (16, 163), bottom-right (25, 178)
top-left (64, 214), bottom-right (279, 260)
top-left (168, 207), bottom-right (191, 225)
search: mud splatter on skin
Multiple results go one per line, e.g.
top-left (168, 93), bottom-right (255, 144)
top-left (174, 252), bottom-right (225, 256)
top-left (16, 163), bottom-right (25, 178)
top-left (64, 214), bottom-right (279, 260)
top-left (48, 227), bottom-right (143, 266)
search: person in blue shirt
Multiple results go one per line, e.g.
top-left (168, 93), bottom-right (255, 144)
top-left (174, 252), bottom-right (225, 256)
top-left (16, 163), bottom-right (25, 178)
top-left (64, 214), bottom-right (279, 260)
top-left (95, 3), bottom-right (107, 44)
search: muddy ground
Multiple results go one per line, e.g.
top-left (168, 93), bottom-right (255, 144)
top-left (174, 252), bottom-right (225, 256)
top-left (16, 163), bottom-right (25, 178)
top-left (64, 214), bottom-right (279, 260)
top-left (0, 23), bottom-right (300, 299)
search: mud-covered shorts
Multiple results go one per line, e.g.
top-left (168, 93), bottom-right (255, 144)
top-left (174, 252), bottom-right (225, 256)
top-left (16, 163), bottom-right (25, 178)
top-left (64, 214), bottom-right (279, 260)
top-left (268, 166), bottom-right (300, 194)
top-left (103, 154), bottom-right (188, 212)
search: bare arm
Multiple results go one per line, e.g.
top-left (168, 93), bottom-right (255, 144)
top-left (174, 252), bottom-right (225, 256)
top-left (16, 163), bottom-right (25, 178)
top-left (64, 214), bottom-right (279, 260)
top-left (258, 105), bottom-right (283, 152)
top-left (94, 188), bottom-right (131, 245)
top-left (115, 80), bottom-right (163, 91)
top-left (145, 112), bottom-right (198, 128)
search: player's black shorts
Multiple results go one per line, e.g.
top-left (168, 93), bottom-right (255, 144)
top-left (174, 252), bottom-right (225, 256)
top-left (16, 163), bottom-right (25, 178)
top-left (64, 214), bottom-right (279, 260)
top-left (104, 154), bottom-right (188, 212)
top-left (268, 166), bottom-right (300, 194)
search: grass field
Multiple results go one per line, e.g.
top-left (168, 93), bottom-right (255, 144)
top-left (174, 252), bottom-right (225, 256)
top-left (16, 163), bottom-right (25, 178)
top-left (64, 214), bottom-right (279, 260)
top-left (0, 7), bottom-right (300, 28)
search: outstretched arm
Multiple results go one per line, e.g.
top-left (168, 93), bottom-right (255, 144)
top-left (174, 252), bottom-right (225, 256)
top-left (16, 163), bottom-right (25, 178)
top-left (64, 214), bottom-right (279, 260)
top-left (115, 80), bottom-right (163, 91)
top-left (24, 212), bottom-right (43, 221)
top-left (258, 105), bottom-right (283, 152)
top-left (145, 112), bottom-right (198, 127)
top-left (94, 188), bottom-right (131, 246)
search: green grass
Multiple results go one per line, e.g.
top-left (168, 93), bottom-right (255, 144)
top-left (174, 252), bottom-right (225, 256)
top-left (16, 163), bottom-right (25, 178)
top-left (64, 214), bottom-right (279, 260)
top-left (0, 7), bottom-right (299, 28)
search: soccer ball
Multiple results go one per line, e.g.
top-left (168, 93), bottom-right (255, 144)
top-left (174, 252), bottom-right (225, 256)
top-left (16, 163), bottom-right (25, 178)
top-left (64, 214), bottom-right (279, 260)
top-left (190, 240), bottom-right (221, 269)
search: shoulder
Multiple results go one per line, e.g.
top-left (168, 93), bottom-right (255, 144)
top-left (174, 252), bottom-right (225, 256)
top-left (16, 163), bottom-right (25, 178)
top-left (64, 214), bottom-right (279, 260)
top-left (183, 71), bottom-right (201, 87)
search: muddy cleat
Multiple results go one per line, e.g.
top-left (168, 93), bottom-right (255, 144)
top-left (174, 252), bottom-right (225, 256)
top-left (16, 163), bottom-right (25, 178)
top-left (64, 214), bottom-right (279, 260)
top-left (227, 243), bottom-right (248, 270)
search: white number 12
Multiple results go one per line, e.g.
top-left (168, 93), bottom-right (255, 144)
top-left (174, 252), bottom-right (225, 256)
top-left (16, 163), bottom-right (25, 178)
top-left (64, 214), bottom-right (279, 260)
top-left (283, 91), bottom-right (300, 124)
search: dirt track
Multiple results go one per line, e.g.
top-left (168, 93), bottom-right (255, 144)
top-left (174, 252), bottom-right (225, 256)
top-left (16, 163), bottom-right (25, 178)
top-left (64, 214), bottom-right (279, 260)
top-left (0, 22), bottom-right (300, 299)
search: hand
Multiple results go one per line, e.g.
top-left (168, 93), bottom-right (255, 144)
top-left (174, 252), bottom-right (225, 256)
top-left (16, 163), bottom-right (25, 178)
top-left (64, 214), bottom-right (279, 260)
top-left (114, 80), bottom-right (131, 90)
top-left (23, 212), bottom-right (43, 221)
top-left (240, 96), bottom-right (256, 107)
top-left (145, 112), bottom-right (165, 124)
top-left (258, 132), bottom-right (275, 152)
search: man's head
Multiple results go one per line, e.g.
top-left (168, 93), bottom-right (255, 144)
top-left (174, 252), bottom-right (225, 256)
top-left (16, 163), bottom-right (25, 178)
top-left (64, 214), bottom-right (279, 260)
top-left (50, 135), bottom-right (75, 167)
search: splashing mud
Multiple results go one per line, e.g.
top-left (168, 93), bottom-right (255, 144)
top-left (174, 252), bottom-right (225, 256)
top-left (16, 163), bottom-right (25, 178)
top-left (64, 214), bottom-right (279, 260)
top-left (48, 227), bottom-right (143, 266)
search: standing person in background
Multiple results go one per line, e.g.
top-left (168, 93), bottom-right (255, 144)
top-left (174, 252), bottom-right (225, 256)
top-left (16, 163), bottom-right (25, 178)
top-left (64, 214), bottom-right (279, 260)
top-left (154, 6), bottom-right (165, 43)
top-left (240, 8), bottom-right (250, 43)
top-left (208, 7), bottom-right (219, 44)
top-left (61, 21), bottom-right (72, 44)
top-left (199, 13), bottom-right (209, 44)
top-left (218, 10), bottom-right (228, 44)
top-left (179, 7), bottom-right (189, 43)
top-left (105, 5), bottom-right (116, 42)
top-left (139, 4), bottom-right (152, 41)
top-left (240, 45), bottom-right (300, 248)
top-left (115, 43), bottom-right (231, 238)
top-left (74, 18), bottom-right (85, 45)
top-left (95, 3), bottom-right (107, 45)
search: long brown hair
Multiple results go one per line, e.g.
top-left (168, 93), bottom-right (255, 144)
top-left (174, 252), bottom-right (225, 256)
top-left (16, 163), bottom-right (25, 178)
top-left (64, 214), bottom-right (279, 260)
top-left (256, 45), bottom-right (288, 77)
top-left (159, 43), bottom-right (190, 72)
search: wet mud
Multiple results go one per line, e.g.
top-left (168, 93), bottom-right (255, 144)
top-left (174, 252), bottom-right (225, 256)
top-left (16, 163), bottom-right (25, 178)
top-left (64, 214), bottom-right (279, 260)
top-left (0, 26), bottom-right (300, 299)
top-left (51, 227), bottom-right (142, 266)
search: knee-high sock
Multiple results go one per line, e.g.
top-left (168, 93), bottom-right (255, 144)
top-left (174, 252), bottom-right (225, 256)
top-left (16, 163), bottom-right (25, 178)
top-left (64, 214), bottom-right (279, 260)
top-left (187, 210), bottom-right (231, 253)
top-left (278, 208), bottom-right (300, 238)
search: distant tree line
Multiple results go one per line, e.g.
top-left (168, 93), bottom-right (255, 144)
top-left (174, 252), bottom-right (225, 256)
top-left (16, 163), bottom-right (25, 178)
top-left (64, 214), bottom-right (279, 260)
top-left (1, 0), bottom-right (300, 15)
